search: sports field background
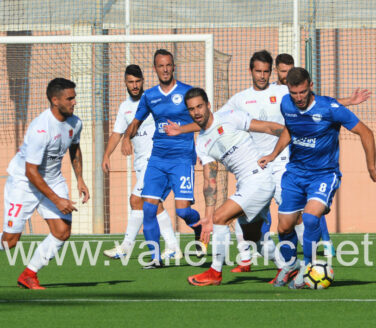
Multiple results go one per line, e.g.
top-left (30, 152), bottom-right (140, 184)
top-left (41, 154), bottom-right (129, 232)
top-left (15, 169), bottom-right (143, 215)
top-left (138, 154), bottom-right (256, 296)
top-left (1, 233), bottom-right (376, 327)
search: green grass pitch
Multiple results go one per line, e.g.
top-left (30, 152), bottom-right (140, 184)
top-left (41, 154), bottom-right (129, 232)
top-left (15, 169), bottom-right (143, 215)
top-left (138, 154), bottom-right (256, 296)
top-left (1, 233), bottom-right (376, 327)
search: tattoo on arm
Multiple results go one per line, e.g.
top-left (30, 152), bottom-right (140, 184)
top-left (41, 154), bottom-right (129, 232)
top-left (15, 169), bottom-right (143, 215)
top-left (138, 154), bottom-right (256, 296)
top-left (203, 162), bottom-right (218, 206)
top-left (271, 128), bottom-right (284, 137)
top-left (70, 144), bottom-right (83, 179)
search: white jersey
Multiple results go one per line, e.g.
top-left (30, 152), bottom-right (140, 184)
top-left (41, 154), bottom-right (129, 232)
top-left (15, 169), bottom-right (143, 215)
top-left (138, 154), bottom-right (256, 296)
top-left (113, 97), bottom-right (154, 169)
top-left (7, 109), bottom-right (82, 184)
top-left (220, 83), bottom-right (289, 166)
top-left (196, 109), bottom-right (262, 182)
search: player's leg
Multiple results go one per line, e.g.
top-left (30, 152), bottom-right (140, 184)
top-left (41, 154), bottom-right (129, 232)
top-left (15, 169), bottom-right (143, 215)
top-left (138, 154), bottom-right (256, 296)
top-left (188, 199), bottom-right (242, 286)
top-left (294, 213), bottom-right (304, 246)
top-left (230, 219), bottom-right (252, 272)
top-left (320, 215), bottom-right (335, 256)
top-left (288, 173), bottom-right (340, 289)
top-left (18, 180), bottom-right (72, 289)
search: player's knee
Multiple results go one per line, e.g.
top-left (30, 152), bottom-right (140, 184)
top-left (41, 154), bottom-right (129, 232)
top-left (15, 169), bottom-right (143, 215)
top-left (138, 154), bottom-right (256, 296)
top-left (302, 213), bottom-right (320, 231)
top-left (277, 222), bottom-right (294, 235)
top-left (130, 194), bottom-right (143, 210)
top-left (212, 212), bottom-right (227, 225)
top-left (52, 228), bottom-right (71, 241)
top-left (1, 234), bottom-right (20, 249)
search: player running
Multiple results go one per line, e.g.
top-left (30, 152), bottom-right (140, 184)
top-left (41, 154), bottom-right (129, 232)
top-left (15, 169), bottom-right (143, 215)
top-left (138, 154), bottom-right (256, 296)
top-left (0, 78), bottom-right (90, 289)
top-left (121, 49), bottom-right (203, 268)
top-left (179, 87), bottom-right (285, 286)
top-left (258, 67), bottom-right (376, 289)
top-left (102, 65), bottom-right (182, 261)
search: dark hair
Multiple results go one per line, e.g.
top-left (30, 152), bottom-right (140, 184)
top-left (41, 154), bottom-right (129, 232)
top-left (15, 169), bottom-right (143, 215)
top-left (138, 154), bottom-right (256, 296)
top-left (286, 67), bottom-right (311, 86)
top-left (249, 50), bottom-right (273, 71)
top-left (275, 53), bottom-right (295, 66)
top-left (184, 87), bottom-right (209, 106)
top-left (124, 64), bottom-right (143, 79)
top-left (153, 49), bottom-right (174, 66)
top-left (46, 78), bottom-right (76, 103)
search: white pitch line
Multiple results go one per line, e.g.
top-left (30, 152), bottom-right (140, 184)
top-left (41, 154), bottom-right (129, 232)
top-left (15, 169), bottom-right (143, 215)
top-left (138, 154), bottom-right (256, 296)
top-left (1, 298), bottom-right (376, 303)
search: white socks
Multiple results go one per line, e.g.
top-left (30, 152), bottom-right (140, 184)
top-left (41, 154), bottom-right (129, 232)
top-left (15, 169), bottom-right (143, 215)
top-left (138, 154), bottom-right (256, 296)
top-left (0, 233), bottom-right (4, 251)
top-left (27, 233), bottom-right (64, 272)
top-left (211, 224), bottom-right (230, 272)
top-left (295, 222), bottom-right (304, 246)
top-left (157, 210), bottom-right (178, 251)
top-left (121, 210), bottom-right (143, 249)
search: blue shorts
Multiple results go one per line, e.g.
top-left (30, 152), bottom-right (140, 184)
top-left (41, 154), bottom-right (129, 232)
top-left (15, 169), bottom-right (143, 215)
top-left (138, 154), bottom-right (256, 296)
top-left (142, 159), bottom-right (195, 202)
top-left (278, 170), bottom-right (341, 214)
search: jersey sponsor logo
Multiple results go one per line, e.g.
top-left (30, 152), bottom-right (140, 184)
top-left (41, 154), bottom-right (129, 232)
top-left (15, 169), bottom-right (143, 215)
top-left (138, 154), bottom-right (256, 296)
top-left (285, 113), bottom-right (298, 117)
top-left (245, 100), bottom-right (257, 104)
top-left (125, 111), bottom-right (133, 114)
top-left (292, 136), bottom-right (316, 148)
top-left (172, 93), bottom-right (183, 105)
top-left (135, 130), bottom-right (148, 137)
top-left (331, 103), bottom-right (340, 108)
top-left (47, 155), bottom-right (64, 161)
top-left (54, 133), bottom-right (62, 140)
top-left (69, 129), bottom-right (74, 138)
top-left (151, 98), bottom-right (162, 104)
top-left (217, 126), bottom-right (224, 135)
top-left (312, 113), bottom-right (322, 122)
top-left (270, 96), bottom-right (277, 103)
top-left (221, 145), bottom-right (238, 160)
top-left (37, 129), bottom-right (46, 133)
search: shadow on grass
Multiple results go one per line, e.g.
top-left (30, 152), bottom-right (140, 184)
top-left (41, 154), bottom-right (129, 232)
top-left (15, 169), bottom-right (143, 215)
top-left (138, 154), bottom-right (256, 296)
top-left (42, 280), bottom-right (133, 288)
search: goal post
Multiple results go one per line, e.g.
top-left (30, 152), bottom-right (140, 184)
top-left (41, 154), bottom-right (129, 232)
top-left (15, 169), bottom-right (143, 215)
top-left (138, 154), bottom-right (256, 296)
top-left (0, 33), bottom-right (216, 234)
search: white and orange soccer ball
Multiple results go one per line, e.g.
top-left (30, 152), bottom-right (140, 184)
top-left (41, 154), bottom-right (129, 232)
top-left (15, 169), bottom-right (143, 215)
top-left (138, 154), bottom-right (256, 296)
top-left (303, 260), bottom-right (334, 290)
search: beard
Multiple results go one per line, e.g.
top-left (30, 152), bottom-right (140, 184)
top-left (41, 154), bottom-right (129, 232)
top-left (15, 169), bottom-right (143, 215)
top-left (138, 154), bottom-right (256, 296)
top-left (158, 75), bottom-right (174, 86)
top-left (127, 87), bottom-right (144, 101)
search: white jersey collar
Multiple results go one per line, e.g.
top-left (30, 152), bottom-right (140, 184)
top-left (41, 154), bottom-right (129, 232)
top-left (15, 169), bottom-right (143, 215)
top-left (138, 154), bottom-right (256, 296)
top-left (158, 81), bottom-right (178, 96)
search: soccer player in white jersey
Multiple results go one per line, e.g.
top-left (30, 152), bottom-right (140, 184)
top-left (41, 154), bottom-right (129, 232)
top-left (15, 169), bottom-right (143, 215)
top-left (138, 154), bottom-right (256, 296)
top-left (102, 65), bottom-right (181, 260)
top-left (0, 78), bottom-right (90, 289)
top-left (181, 88), bottom-right (286, 286)
top-left (258, 67), bottom-right (376, 289)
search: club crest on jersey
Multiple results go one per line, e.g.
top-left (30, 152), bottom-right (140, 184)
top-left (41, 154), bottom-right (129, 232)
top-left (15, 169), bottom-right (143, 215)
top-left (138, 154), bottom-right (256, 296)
top-left (217, 126), bottom-right (224, 135)
top-left (270, 96), bottom-right (277, 103)
top-left (172, 94), bottom-right (183, 105)
top-left (8, 220), bottom-right (13, 227)
top-left (69, 129), bottom-right (73, 138)
top-left (312, 114), bottom-right (322, 122)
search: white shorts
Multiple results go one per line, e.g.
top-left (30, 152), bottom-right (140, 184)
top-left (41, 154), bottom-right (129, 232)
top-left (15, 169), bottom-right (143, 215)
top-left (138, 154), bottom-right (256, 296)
top-left (271, 161), bottom-right (287, 205)
top-left (132, 161), bottom-right (148, 198)
top-left (3, 176), bottom-right (71, 234)
top-left (231, 167), bottom-right (275, 224)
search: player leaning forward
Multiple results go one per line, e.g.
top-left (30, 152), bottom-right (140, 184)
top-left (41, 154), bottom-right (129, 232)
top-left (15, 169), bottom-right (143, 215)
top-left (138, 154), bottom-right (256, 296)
top-left (0, 78), bottom-right (90, 289)
top-left (183, 88), bottom-right (285, 286)
top-left (258, 68), bottom-right (376, 289)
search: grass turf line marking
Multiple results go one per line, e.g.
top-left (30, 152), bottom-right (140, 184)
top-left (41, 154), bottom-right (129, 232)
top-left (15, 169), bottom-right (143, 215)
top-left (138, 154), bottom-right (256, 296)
top-left (1, 298), bottom-right (376, 303)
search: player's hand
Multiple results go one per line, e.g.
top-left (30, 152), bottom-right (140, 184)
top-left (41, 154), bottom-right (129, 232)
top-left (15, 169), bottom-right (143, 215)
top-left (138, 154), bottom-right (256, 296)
top-left (368, 167), bottom-right (376, 182)
top-left (193, 218), bottom-right (212, 245)
top-left (349, 88), bottom-right (371, 106)
top-left (164, 120), bottom-right (182, 136)
top-left (102, 155), bottom-right (110, 174)
top-left (56, 197), bottom-right (78, 215)
top-left (121, 137), bottom-right (133, 156)
top-left (258, 154), bottom-right (274, 169)
top-left (77, 179), bottom-right (90, 204)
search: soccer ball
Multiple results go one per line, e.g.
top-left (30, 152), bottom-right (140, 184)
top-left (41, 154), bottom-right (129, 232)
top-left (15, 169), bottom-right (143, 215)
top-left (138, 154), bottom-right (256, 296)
top-left (303, 260), bottom-right (334, 290)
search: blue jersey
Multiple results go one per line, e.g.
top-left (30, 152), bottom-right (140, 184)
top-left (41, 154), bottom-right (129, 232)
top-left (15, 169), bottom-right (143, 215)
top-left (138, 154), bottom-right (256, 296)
top-left (281, 94), bottom-right (359, 176)
top-left (135, 81), bottom-right (196, 164)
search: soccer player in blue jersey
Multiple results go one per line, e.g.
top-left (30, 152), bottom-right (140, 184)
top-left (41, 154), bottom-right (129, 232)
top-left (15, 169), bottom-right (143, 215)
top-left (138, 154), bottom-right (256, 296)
top-left (121, 49), bottom-right (202, 268)
top-left (258, 67), bottom-right (376, 289)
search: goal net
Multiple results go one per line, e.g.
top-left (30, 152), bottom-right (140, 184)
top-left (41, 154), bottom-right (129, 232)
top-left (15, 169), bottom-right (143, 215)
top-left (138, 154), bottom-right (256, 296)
top-left (0, 34), bottom-right (232, 234)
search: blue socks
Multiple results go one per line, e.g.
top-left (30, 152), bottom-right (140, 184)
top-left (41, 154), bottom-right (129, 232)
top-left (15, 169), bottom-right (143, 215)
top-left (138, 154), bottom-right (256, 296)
top-left (278, 230), bottom-right (298, 265)
top-left (176, 207), bottom-right (202, 239)
top-left (143, 202), bottom-right (161, 260)
top-left (320, 216), bottom-right (330, 241)
top-left (302, 213), bottom-right (321, 265)
top-left (261, 211), bottom-right (272, 236)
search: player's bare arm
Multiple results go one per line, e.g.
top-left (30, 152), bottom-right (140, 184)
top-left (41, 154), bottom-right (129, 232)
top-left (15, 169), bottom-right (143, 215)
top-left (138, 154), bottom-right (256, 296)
top-left (164, 120), bottom-right (200, 136)
top-left (121, 118), bottom-right (142, 156)
top-left (25, 162), bottom-right (77, 214)
top-left (350, 121), bottom-right (376, 181)
top-left (198, 161), bottom-right (218, 244)
top-left (102, 132), bottom-right (122, 173)
top-left (249, 119), bottom-right (284, 136)
top-left (337, 88), bottom-right (371, 107)
top-left (69, 143), bottom-right (90, 203)
top-left (258, 126), bottom-right (292, 169)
